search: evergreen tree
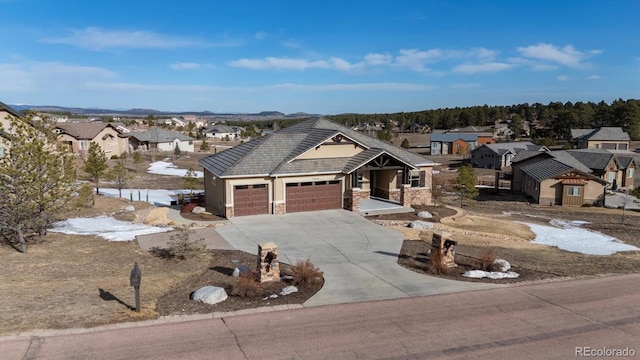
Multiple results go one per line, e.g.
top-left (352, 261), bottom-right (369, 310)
top-left (200, 139), bottom-right (210, 151)
top-left (107, 162), bottom-right (132, 198)
top-left (174, 143), bottom-right (182, 157)
top-left (455, 165), bottom-right (479, 206)
top-left (183, 168), bottom-right (201, 194)
top-left (0, 115), bottom-right (76, 253)
top-left (400, 138), bottom-right (410, 149)
top-left (83, 142), bottom-right (108, 194)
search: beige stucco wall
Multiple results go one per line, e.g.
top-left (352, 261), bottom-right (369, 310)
top-left (203, 171), bottom-right (226, 216)
top-left (586, 140), bottom-right (630, 150)
top-left (583, 181), bottom-right (605, 203)
top-left (297, 143), bottom-right (365, 159)
top-left (157, 139), bottom-right (194, 152)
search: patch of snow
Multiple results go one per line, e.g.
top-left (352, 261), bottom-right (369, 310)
top-left (50, 216), bottom-right (172, 241)
top-left (519, 221), bottom-right (639, 256)
top-left (492, 259), bottom-right (511, 272)
top-left (280, 286), bottom-right (298, 295)
top-left (100, 188), bottom-right (203, 206)
top-left (147, 161), bottom-right (203, 178)
top-left (463, 270), bottom-right (520, 279)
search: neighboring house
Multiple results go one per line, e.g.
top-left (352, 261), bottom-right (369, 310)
top-left (164, 117), bottom-right (187, 127)
top-left (511, 148), bottom-right (636, 206)
top-left (471, 142), bottom-right (548, 170)
top-left (56, 123), bottom-right (130, 158)
top-left (202, 125), bottom-right (244, 139)
top-left (128, 128), bottom-right (195, 152)
top-left (570, 127), bottom-right (630, 150)
top-left (0, 101), bottom-right (24, 156)
top-left (429, 130), bottom-right (494, 155)
top-left (198, 117), bottom-right (438, 218)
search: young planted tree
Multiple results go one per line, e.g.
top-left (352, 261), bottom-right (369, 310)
top-left (83, 142), bottom-right (108, 194)
top-left (455, 165), bottom-right (479, 206)
top-left (107, 161), bottom-right (133, 198)
top-left (0, 116), bottom-right (76, 253)
top-left (431, 172), bottom-right (445, 207)
top-left (400, 138), bottom-right (410, 149)
top-left (174, 143), bottom-right (182, 157)
top-left (199, 139), bottom-right (210, 151)
top-left (183, 168), bottom-right (201, 194)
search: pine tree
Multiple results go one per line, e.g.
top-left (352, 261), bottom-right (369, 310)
top-left (200, 139), bottom-right (210, 151)
top-left (183, 168), bottom-right (201, 194)
top-left (0, 115), bottom-right (76, 253)
top-left (83, 142), bottom-right (108, 194)
top-left (107, 161), bottom-right (132, 198)
top-left (455, 165), bottom-right (479, 206)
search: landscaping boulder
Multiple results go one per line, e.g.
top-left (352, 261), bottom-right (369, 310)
top-left (232, 265), bottom-right (252, 277)
top-left (492, 259), bottom-right (511, 272)
top-left (124, 205), bottom-right (136, 212)
top-left (191, 286), bottom-right (228, 305)
top-left (409, 220), bottom-right (434, 229)
top-left (192, 206), bottom-right (206, 214)
top-left (417, 211), bottom-right (433, 219)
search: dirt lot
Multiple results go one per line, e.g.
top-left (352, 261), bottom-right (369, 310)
top-left (2, 150), bottom-right (639, 336)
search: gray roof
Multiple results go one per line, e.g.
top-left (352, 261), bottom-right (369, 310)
top-left (475, 141), bottom-right (546, 155)
top-left (203, 124), bottom-right (242, 133)
top-left (571, 127), bottom-right (630, 141)
top-left (511, 150), bottom-right (552, 164)
top-left (129, 128), bottom-right (194, 143)
top-left (199, 117), bottom-right (436, 178)
top-left (616, 156), bottom-right (635, 169)
top-left (565, 149), bottom-right (616, 170)
top-left (520, 158), bottom-right (605, 184)
top-left (0, 101), bottom-right (22, 118)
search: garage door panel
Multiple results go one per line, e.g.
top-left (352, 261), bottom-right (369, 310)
top-left (286, 181), bottom-right (342, 213)
top-left (234, 185), bottom-right (268, 217)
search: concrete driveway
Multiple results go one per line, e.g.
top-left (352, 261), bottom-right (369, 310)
top-left (216, 210), bottom-right (499, 307)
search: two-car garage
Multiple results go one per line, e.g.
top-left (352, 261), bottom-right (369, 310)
top-left (232, 180), bottom-right (343, 217)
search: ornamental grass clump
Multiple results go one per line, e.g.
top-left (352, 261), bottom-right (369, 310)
top-left (288, 258), bottom-right (324, 289)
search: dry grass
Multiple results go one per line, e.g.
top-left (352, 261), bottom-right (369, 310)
top-left (479, 247), bottom-right (497, 271)
top-left (0, 197), bottom-right (211, 336)
top-left (287, 259), bottom-right (324, 290)
top-left (230, 274), bottom-right (262, 298)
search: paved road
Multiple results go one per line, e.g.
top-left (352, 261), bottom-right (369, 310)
top-left (3, 274), bottom-right (639, 360)
top-left (216, 210), bottom-right (497, 307)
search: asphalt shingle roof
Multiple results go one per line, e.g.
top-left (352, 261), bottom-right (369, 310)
top-left (129, 128), bottom-right (194, 143)
top-left (480, 142), bottom-right (545, 155)
top-left (56, 123), bottom-right (122, 140)
top-left (571, 127), bottom-right (630, 141)
top-left (199, 117), bottom-right (436, 178)
top-left (565, 149), bottom-right (616, 170)
top-left (0, 101), bottom-right (22, 118)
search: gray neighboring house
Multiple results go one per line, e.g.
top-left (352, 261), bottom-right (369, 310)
top-left (128, 128), bottom-right (195, 152)
top-left (471, 142), bottom-right (548, 170)
top-left (198, 117), bottom-right (438, 218)
top-left (570, 127), bottom-right (630, 150)
top-left (202, 124), bottom-right (244, 139)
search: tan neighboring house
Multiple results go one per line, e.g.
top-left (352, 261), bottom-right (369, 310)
top-left (56, 122), bottom-right (129, 158)
top-left (128, 128), bottom-right (195, 152)
top-left (511, 148), bottom-right (636, 206)
top-left (1, 102), bottom-right (24, 156)
top-left (199, 117), bottom-right (438, 218)
top-left (570, 127), bottom-right (630, 150)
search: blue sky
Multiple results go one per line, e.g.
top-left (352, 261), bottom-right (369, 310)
top-left (1, 0), bottom-right (638, 114)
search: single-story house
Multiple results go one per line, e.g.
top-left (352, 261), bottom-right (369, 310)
top-left (511, 148), bottom-right (636, 206)
top-left (471, 142), bottom-right (548, 169)
top-left (570, 127), bottom-right (630, 150)
top-left (202, 125), bottom-right (244, 139)
top-left (128, 128), bottom-right (195, 152)
top-left (56, 122), bottom-right (130, 158)
top-left (430, 130), bottom-right (494, 155)
top-left (199, 117), bottom-right (438, 218)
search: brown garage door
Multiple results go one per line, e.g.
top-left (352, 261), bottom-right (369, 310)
top-left (286, 180), bottom-right (342, 213)
top-left (233, 184), bottom-right (268, 216)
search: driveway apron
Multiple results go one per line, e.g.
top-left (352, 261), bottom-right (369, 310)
top-left (215, 210), bottom-right (499, 307)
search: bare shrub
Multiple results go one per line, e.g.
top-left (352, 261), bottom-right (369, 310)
top-left (429, 248), bottom-right (446, 274)
top-left (288, 258), bottom-right (323, 289)
top-left (166, 229), bottom-right (206, 259)
top-left (479, 247), bottom-right (497, 271)
top-left (230, 273), bottom-right (261, 298)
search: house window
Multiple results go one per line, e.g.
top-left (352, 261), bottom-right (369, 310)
top-left (80, 141), bottom-right (89, 150)
top-left (351, 170), bottom-right (364, 188)
top-left (567, 186), bottom-right (581, 196)
top-left (607, 172), bottom-right (616, 183)
top-left (628, 168), bottom-right (634, 178)
top-left (409, 170), bottom-right (420, 187)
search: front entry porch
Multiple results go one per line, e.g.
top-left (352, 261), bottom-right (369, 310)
top-left (359, 197), bottom-right (414, 216)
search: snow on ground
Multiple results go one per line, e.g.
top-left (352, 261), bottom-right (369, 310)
top-left (147, 161), bottom-right (203, 178)
top-left (50, 216), bottom-right (173, 241)
top-left (519, 220), bottom-right (639, 256)
top-left (463, 270), bottom-right (520, 279)
top-left (100, 188), bottom-right (203, 206)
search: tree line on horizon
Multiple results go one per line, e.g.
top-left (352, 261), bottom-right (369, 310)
top-left (230, 98), bottom-right (640, 143)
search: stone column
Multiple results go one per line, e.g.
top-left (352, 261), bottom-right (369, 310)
top-left (257, 242), bottom-right (280, 283)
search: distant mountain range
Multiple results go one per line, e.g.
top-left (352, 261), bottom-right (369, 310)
top-left (9, 104), bottom-right (321, 120)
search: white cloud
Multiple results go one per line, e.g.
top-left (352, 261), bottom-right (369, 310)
top-left (517, 43), bottom-right (598, 68)
top-left (450, 83), bottom-right (480, 89)
top-left (0, 61), bottom-right (116, 92)
top-left (41, 27), bottom-right (231, 50)
top-left (271, 82), bottom-right (433, 91)
top-left (364, 53), bottom-right (393, 66)
top-left (170, 62), bottom-right (215, 70)
top-left (556, 75), bottom-right (569, 81)
top-left (393, 48), bottom-right (443, 72)
top-left (452, 62), bottom-right (514, 74)
top-left (254, 31), bottom-right (267, 40)
top-left (227, 57), bottom-right (362, 71)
